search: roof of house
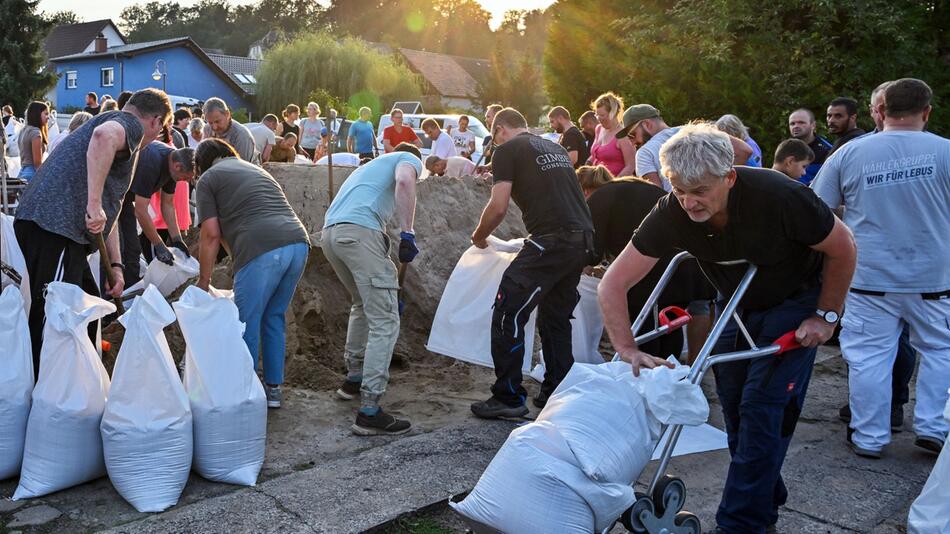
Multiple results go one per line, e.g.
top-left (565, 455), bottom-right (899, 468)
top-left (207, 54), bottom-right (263, 94)
top-left (44, 19), bottom-right (126, 60)
top-left (397, 48), bottom-right (486, 99)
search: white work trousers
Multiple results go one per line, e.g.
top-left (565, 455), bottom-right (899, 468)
top-left (840, 291), bottom-right (950, 451)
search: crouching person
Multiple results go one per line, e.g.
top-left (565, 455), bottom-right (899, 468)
top-left (321, 142), bottom-right (423, 436)
top-left (598, 124), bottom-right (856, 533)
top-left (194, 139), bottom-right (310, 409)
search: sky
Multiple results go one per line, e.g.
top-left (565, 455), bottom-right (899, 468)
top-left (37, 0), bottom-right (557, 30)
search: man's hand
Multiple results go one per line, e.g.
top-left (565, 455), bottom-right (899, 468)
top-left (471, 234), bottom-right (488, 249)
top-left (398, 231), bottom-right (419, 263)
top-left (86, 204), bottom-right (106, 234)
top-left (617, 347), bottom-right (676, 377)
top-left (154, 243), bottom-right (175, 266)
top-left (168, 238), bottom-right (191, 258)
top-left (795, 316), bottom-right (836, 348)
top-left (105, 267), bottom-right (125, 298)
top-left (196, 278), bottom-right (210, 291)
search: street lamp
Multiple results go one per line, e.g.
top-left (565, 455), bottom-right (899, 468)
top-left (152, 59), bottom-right (167, 93)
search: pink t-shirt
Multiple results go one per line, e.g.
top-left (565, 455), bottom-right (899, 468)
top-left (150, 181), bottom-right (192, 230)
top-left (589, 124), bottom-right (626, 176)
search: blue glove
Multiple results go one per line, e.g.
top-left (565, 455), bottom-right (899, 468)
top-left (398, 231), bottom-right (419, 263)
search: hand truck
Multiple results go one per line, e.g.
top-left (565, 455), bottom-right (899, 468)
top-left (609, 252), bottom-right (803, 534)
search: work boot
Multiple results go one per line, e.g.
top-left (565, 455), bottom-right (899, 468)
top-left (846, 427), bottom-right (881, 459)
top-left (352, 409), bottom-right (411, 436)
top-left (914, 435), bottom-right (945, 455)
top-left (265, 384), bottom-right (282, 409)
top-left (336, 379), bottom-right (361, 401)
top-left (471, 396), bottom-right (528, 420)
top-left (532, 390), bottom-right (549, 410)
top-left (839, 403), bottom-right (904, 430)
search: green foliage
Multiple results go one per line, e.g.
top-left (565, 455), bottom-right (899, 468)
top-left (232, 108), bottom-right (250, 123)
top-left (255, 32), bottom-right (422, 119)
top-left (43, 10), bottom-right (80, 25)
top-left (0, 0), bottom-right (56, 114)
top-left (478, 51), bottom-right (546, 125)
top-left (544, 0), bottom-right (950, 158)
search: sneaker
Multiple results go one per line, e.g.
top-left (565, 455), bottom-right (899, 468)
top-left (265, 384), bottom-right (282, 409)
top-left (470, 396), bottom-right (529, 420)
top-left (846, 427), bottom-right (881, 459)
top-left (915, 435), bottom-right (945, 455)
top-left (532, 391), bottom-right (549, 409)
top-left (839, 403), bottom-right (904, 431)
top-left (336, 379), bottom-right (361, 400)
top-left (352, 409), bottom-right (411, 436)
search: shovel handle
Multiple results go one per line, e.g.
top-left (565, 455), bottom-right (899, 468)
top-left (94, 233), bottom-right (125, 315)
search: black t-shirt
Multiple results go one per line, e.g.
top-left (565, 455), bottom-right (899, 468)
top-left (583, 130), bottom-right (595, 151)
top-left (281, 120), bottom-right (300, 150)
top-left (482, 135), bottom-right (493, 164)
top-left (559, 126), bottom-right (590, 169)
top-left (829, 127), bottom-right (867, 156)
top-left (631, 167), bottom-right (834, 310)
top-left (130, 141), bottom-right (176, 198)
top-left (809, 136), bottom-right (832, 165)
top-left (84, 105), bottom-right (100, 116)
top-left (492, 132), bottom-right (593, 236)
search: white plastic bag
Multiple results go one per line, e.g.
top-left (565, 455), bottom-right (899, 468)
top-left (14, 282), bottom-right (114, 499)
top-left (1, 213), bottom-right (30, 314)
top-left (907, 393), bottom-right (950, 533)
top-left (0, 285), bottom-right (33, 480)
top-left (142, 249), bottom-right (200, 297)
top-left (174, 286), bottom-right (266, 486)
top-left (427, 236), bottom-right (537, 371)
top-left (101, 285), bottom-right (193, 512)
top-left (530, 274), bottom-right (604, 382)
top-left (451, 421), bottom-right (635, 534)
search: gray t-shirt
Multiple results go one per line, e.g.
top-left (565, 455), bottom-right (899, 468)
top-left (298, 118), bottom-right (325, 149)
top-left (635, 126), bottom-right (680, 191)
top-left (15, 111), bottom-right (144, 244)
top-left (196, 157), bottom-right (310, 271)
top-left (812, 130), bottom-right (950, 292)
top-left (18, 125), bottom-right (42, 167)
top-left (205, 120), bottom-right (259, 163)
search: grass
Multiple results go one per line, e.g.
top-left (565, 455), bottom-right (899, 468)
top-left (383, 516), bottom-right (454, 534)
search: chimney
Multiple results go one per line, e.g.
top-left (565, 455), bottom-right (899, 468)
top-left (94, 33), bottom-right (107, 53)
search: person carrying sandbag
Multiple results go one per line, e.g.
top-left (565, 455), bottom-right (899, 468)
top-left (193, 139), bottom-right (309, 409)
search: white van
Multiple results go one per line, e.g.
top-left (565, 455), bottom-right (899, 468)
top-left (375, 113), bottom-right (489, 161)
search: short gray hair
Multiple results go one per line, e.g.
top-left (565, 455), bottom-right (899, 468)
top-left (67, 111), bottom-right (93, 131)
top-left (870, 81), bottom-right (891, 102)
top-left (189, 118), bottom-right (205, 133)
top-left (202, 97), bottom-right (229, 116)
top-left (715, 114), bottom-right (749, 140)
top-left (659, 123), bottom-right (734, 187)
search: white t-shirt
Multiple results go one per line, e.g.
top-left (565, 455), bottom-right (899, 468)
top-left (245, 122), bottom-right (276, 152)
top-left (444, 156), bottom-right (476, 177)
top-left (315, 152), bottom-right (361, 167)
top-left (451, 129), bottom-right (476, 157)
top-left (812, 130), bottom-right (950, 292)
top-left (430, 130), bottom-right (455, 159)
top-left (635, 126), bottom-right (680, 191)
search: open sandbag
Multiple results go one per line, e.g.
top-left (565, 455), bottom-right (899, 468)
top-left (14, 282), bottom-right (114, 499)
top-left (0, 285), bottom-right (33, 480)
top-left (908, 394), bottom-right (950, 533)
top-left (174, 286), bottom-right (266, 486)
top-left (1, 213), bottom-right (30, 313)
top-left (530, 274), bottom-right (604, 383)
top-left (142, 248), bottom-right (199, 297)
top-left (102, 285), bottom-right (193, 512)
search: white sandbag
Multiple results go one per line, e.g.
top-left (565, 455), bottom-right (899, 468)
top-left (142, 249), bottom-right (200, 297)
top-left (632, 360), bottom-right (709, 426)
top-left (530, 274), bottom-right (604, 382)
top-left (0, 285), bottom-right (33, 480)
top-left (174, 286), bottom-right (266, 486)
top-left (101, 285), bottom-right (192, 512)
top-left (1, 213), bottom-right (30, 314)
top-left (908, 393), bottom-right (950, 534)
top-left (427, 236), bottom-right (537, 371)
top-left (13, 282), bottom-right (114, 499)
top-left (451, 421), bottom-right (634, 534)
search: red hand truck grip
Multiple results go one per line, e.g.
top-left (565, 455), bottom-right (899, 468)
top-left (773, 331), bottom-right (802, 354)
top-left (658, 306), bottom-right (691, 330)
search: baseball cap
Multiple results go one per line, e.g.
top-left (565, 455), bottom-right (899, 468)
top-left (615, 104), bottom-right (661, 139)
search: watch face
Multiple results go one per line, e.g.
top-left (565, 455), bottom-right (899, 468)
top-left (825, 311), bottom-right (839, 323)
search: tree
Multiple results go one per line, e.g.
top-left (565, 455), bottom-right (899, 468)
top-left (477, 49), bottom-right (546, 125)
top-left (0, 0), bottom-right (56, 114)
top-left (43, 10), bottom-right (80, 25)
top-left (255, 32), bottom-right (421, 118)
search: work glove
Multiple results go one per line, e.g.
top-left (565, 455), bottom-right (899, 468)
top-left (168, 238), bottom-right (191, 258)
top-left (398, 231), bottom-right (419, 263)
top-left (154, 242), bottom-right (175, 266)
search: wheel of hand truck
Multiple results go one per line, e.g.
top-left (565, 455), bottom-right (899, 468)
top-left (620, 492), bottom-right (654, 533)
top-left (652, 475), bottom-right (687, 516)
top-left (673, 511), bottom-right (701, 534)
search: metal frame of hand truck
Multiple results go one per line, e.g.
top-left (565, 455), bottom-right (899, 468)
top-left (611, 251), bottom-right (802, 534)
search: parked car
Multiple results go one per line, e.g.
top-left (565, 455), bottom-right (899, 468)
top-left (375, 113), bottom-right (489, 161)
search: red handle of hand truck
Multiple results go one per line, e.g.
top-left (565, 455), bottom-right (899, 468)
top-left (773, 331), bottom-right (802, 355)
top-left (658, 306), bottom-right (691, 331)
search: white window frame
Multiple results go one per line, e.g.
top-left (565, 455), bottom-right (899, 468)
top-left (100, 67), bottom-right (114, 87)
top-left (66, 70), bottom-right (78, 89)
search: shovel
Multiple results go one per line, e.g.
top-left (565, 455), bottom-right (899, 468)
top-left (397, 262), bottom-right (408, 315)
top-left (94, 233), bottom-right (125, 316)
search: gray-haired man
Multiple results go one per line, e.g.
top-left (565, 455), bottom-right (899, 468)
top-left (202, 97), bottom-right (258, 163)
top-left (598, 123), bottom-right (856, 532)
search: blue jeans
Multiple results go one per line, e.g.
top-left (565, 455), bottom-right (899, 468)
top-left (713, 287), bottom-right (819, 533)
top-left (233, 242), bottom-right (308, 386)
top-left (18, 164), bottom-right (36, 180)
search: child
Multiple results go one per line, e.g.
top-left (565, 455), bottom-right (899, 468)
top-left (772, 138), bottom-right (815, 181)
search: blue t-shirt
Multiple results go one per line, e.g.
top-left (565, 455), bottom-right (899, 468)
top-left (745, 136), bottom-right (763, 167)
top-left (800, 136), bottom-right (833, 186)
top-left (323, 152), bottom-right (423, 232)
top-left (347, 119), bottom-right (376, 154)
top-left (130, 141), bottom-right (176, 198)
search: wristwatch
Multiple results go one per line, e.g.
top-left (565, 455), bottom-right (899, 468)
top-left (816, 309), bottom-right (840, 324)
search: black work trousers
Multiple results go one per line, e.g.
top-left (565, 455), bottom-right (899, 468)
top-left (118, 192), bottom-right (143, 286)
top-left (13, 220), bottom-right (99, 378)
top-left (490, 233), bottom-right (591, 405)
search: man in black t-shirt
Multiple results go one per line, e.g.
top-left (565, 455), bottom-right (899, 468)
top-left (826, 96), bottom-right (866, 155)
top-left (83, 92), bottom-right (101, 116)
top-left (547, 106), bottom-right (590, 169)
top-left (470, 107), bottom-right (594, 418)
top-left (599, 124), bottom-right (856, 532)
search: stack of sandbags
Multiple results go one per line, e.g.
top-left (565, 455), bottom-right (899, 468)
top-left (101, 285), bottom-right (193, 512)
top-left (0, 285), bottom-right (33, 480)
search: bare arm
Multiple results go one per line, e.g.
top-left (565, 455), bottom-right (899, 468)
top-left (261, 143), bottom-right (273, 163)
top-left (383, 138), bottom-right (394, 153)
top-left (31, 137), bottom-right (44, 170)
top-left (85, 121), bottom-right (127, 234)
top-left (347, 135), bottom-right (354, 153)
top-left (617, 137), bottom-right (638, 177)
top-left (728, 135), bottom-right (753, 165)
top-left (471, 181), bottom-right (512, 247)
top-left (795, 217), bottom-right (857, 347)
top-left (394, 163), bottom-right (418, 233)
top-left (104, 225), bottom-right (124, 297)
top-left (641, 172), bottom-right (663, 188)
top-left (161, 191), bottom-right (182, 241)
top-left (197, 217), bottom-right (222, 291)
top-left (134, 195), bottom-right (164, 245)
top-left (566, 150), bottom-right (579, 166)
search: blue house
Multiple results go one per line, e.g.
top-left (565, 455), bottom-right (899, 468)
top-left (49, 36), bottom-right (261, 114)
